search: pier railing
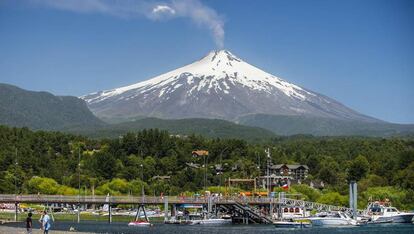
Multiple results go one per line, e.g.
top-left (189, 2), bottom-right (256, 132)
top-left (0, 194), bottom-right (204, 204)
top-left (0, 194), bottom-right (358, 213)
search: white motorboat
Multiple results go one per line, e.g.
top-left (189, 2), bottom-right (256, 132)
top-left (189, 218), bottom-right (232, 225)
top-left (365, 202), bottom-right (414, 223)
top-left (273, 220), bottom-right (311, 228)
top-left (308, 211), bottom-right (358, 226)
top-left (128, 221), bottom-right (152, 227)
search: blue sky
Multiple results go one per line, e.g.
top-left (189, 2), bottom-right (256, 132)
top-left (0, 0), bottom-right (413, 123)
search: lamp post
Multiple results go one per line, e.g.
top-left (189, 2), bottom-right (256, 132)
top-left (14, 148), bottom-right (18, 222)
top-left (265, 148), bottom-right (271, 196)
top-left (218, 147), bottom-right (229, 190)
top-left (140, 164), bottom-right (144, 203)
top-left (204, 155), bottom-right (207, 192)
top-left (77, 147), bottom-right (81, 223)
top-left (78, 147), bottom-right (81, 197)
top-left (14, 148), bottom-right (18, 196)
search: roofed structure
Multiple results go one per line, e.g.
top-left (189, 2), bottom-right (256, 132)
top-left (270, 164), bottom-right (309, 181)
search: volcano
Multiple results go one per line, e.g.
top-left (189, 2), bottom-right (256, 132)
top-left (81, 50), bottom-right (378, 123)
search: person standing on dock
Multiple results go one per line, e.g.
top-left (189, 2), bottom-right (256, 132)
top-left (26, 212), bottom-right (32, 234)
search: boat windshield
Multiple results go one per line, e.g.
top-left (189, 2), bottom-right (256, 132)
top-left (333, 213), bottom-right (341, 218)
top-left (386, 208), bottom-right (398, 212)
top-left (370, 206), bottom-right (382, 213)
top-left (342, 213), bottom-right (351, 219)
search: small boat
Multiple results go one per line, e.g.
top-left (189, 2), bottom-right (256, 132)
top-left (273, 220), bottom-right (310, 228)
top-left (128, 204), bottom-right (152, 227)
top-left (164, 215), bottom-right (192, 225)
top-left (189, 218), bottom-right (232, 225)
top-left (128, 220), bottom-right (152, 226)
top-left (307, 211), bottom-right (358, 226)
top-left (365, 201), bottom-right (414, 223)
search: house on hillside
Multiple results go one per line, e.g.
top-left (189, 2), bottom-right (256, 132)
top-left (257, 164), bottom-right (309, 190)
top-left (270, 164), bottom-right (309, 181)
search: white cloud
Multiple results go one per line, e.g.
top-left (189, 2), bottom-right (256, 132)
top-left (30, 0), bottom-right (225, 48)
top-left (152, 5), bottom-right (176, 15)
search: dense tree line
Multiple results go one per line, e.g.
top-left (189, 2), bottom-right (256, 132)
top-left (0, 125), bottom-right (413, 209)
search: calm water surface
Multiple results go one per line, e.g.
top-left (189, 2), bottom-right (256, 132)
top-left (3, 221), bottom-right (414, 233)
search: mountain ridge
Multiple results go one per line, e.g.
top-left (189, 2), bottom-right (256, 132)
top-left (2, 83), bottom-right (412, 138)
top-left (0, 83), bottom-right (104, 130)
top-left (238, 113), bottom-right (414, 137)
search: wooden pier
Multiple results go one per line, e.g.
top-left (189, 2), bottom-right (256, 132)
top-left (0, 194), bottom-right (358, 224)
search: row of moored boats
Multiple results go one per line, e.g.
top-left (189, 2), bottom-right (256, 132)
top-left (274, 201), bottom-right (414, 228)
top-left (127, 201), bottom-right (414, 227)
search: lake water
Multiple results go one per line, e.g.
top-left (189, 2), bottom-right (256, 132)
top-left (3, 221), bottom-right (414, 233)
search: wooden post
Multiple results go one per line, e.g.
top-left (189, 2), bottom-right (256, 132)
top-left (14, 202), bottom-right (18, 222)
top-left (228, 178), bottom-right (231, 196)
top-left (352, 182), bottom-right (357, 220)
top-left (164, 196), bottom-right (168, 222)
top-left (172, 204), bottom-right (176, 217)
top-left (91, 184), bottom-right (95, 210)
top-left (269, 198), bottom-right (273, 220)
top-left (108, 202), bottom-right (112, 223)
top-left (207, 195), bottom-right (212, 214)
top-left (77, 204), bottom-right (80, 223)
top-left (246, 212), bottom-right (249, 224)
top-left (349, 182), bottom-right (353, 214)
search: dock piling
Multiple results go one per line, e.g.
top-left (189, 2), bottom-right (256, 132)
top-left (108, 202), bottom-right (112, 223)
top-left (77, 204), bottom-right (80, 223)
top-left (349, 181), bottom-right (358, 219)
top-left (14, 202), bottom-right (18, 222)
top-left (164, 196), bottom-right (168, 222)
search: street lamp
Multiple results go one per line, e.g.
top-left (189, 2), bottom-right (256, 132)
top-left (78, 147), bottom-right (81, 198)
top-left (140, 164), bottom-right (144, 202)
top-left (77, 147), bottom-right (81, 223)
top-left (204, 155), bottom-right (208, 192)
top-left (218, 147), bottom-right (230, 190)
top-left (14, 148), bottom-right (18, 196)
top-left (14, 148), bottom-right (18, 222)
top-left (265, 148), bottom-right (271, 196)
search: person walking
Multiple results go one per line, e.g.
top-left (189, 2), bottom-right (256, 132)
top-left (26, 212), bottom-right (33, 234)
top-left (41, 210), bottom-right (51, 234)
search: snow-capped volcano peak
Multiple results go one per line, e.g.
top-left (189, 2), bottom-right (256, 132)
top-left (81, 50), bottom-right (375, 123)
top-left (83, 49), bottom-right (308, 104)
top-left (204, 49), bottom-right (242, 63)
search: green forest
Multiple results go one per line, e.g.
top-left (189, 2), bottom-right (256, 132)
top-left (0, 125), bottom-right (413, 210)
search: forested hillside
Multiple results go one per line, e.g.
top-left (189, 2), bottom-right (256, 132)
top-left (0, 125), bottom-right (413, 209)
top-left (238, 114), bottom-right (414, 136)
top-left (0, 83), bottom-right (104, 130)
top-left (68, 117), bottom-right (276, 142)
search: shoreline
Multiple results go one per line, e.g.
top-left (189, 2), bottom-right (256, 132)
top-left (0, 225), bottom-right (94, 234)
top-left (0, 211), bottom-right (165, 223)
